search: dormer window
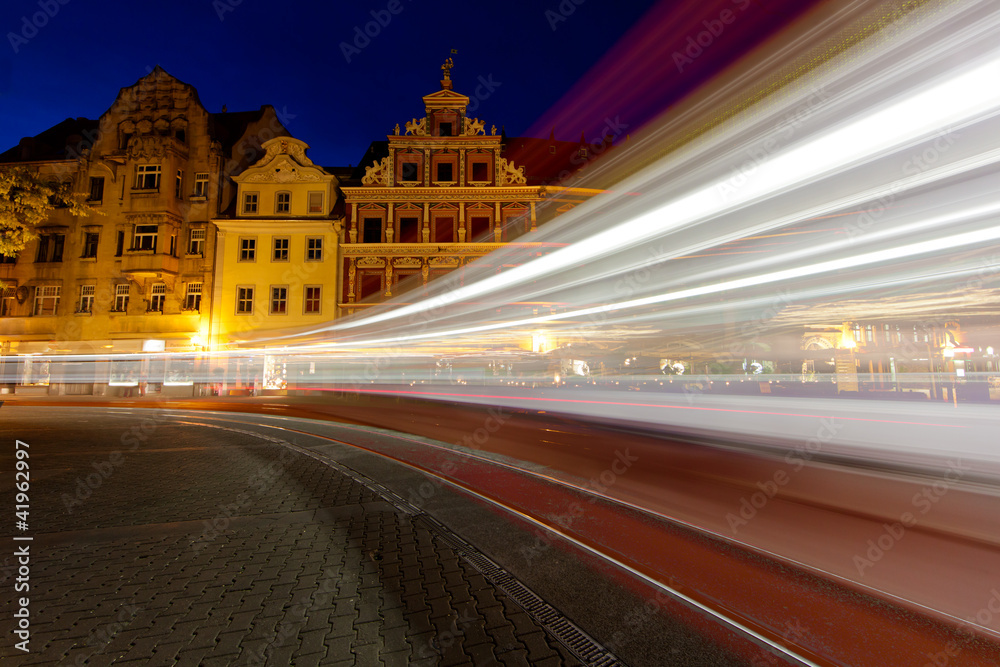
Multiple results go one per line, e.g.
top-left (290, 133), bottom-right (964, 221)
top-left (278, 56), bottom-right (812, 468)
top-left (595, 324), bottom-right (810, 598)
top-left (439, 122), bottom-right (453, 137)
top-left (276, 192), bottom-right (291, 214)
top-left (308, 191), bottom-right (323, 213)
top-left (243, 192), bottom-right (258, 214)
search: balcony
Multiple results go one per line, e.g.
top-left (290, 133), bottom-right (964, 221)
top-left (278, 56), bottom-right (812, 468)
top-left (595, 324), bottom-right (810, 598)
top-left (120, 251), bottom-right (179, 278)
top-left (127, 190), bottom-right (187, 220)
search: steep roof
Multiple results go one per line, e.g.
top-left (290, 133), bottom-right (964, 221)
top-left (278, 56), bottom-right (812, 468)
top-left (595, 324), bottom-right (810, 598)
top-left (0, 116), bottom-right (100, 163)
top-left (502, 133), bottom-right (616, 186)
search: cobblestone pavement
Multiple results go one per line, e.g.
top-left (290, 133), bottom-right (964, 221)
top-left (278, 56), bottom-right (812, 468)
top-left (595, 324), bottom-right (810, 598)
top-left (0, 407), bottom-right (601, 666)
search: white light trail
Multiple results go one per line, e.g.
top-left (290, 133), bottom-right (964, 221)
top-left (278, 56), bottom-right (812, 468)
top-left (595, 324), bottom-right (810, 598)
top-left (324, 45), bottom-right (1000, 335)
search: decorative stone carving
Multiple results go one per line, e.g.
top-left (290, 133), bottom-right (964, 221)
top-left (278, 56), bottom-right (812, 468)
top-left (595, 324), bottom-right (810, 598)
top-left (244, 156), bottom-right (322, 182)
top-left (361, 157), bottom-right (390, 186)
top-left (127, 135), bottom-right (165, 159)
top-left (405, 117), bottom-right (427, 136)
top-left (391, 257), bottom-right (421, 268)
top-left (491, 125), bottom-right (497, 135)
top-left (357, 256), bottom-right (386, 268)
top-left (394, 124), bottom-right (400, 135)
top-left (496, 158), bottom-right (526, 185)
top-left (259, 139), bottom-right (312, 167)
top-left (463, 117), bottom-right (485, 136)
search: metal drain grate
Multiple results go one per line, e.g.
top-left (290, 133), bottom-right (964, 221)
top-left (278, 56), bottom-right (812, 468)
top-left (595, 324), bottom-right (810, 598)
top-left (279, 440), bottom-right (624, 666)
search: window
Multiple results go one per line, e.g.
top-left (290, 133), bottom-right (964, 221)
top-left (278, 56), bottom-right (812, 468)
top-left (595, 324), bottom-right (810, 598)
top-left (175, 170), bottom-right (183, 198)
top-left (399, 217), bottom-right (419, 243)
top-left (0, 253), bottom-right (16, 264)
top-left (239, 237), bottom-right (256, 262)
top-left (439, 122), bottom-right (453, 137)
top-left (133, 225), bottom-right (157, 251)
top-left (169, 233), bottom-right (177, 257)
top-left (304, 286), bottom-right (321, 314)
top-left (88, 177), bottom-right (104, 202)
top-left (193, 173), bottom-right (209, 198)
top-left (470, 162), bottom-right (488, 182)
top-left (436, 162), bottom-right (453, 182)
top-left (433, 217), bottom-right (455, 243)
top-left (185, 283), bottom-right (202, 311)
top-left (78, 285), bottom-right (95, 313)
top-left (175, 128), bottom-right (186, 143)
top-left (270, 286), bottom-right (288, 314)
top-left (306, 237), bottom-right (323, 261)
top-left (308, 191), bottom-right (323, 213)
top-left (1, 287), bottom-right (14, 316)
top-left (35, 234), bottom-right (65, 263)
top-left (134, 164), bottom-right (161, 190)
top-left (400, 161), bottom-right (419, 182)
top-left (470, 216), bottom-right (491, 240)
top-left (272, 237), bottom-right (289, 262)
top-left (82, 232), bottom-right (99, 259)
top-left (115, 231), bottom-right (125, 257)
top-left (236, 286), bottom-right (254, 314)
top-left (276, 192), bottom-right (290, 214)
top-left (243, 192), bottom-right (258, 214)
top-left (362, 219), bottom-right (381, 244)
top-left (120, 132), bottom-right (133, 150)
top-left (188, 228), bottom-right (206, 255)
top-left (114, 284), bottom-right (130, 312)
top-left (149, 283), bottom-right (166, 312)
top-left (33, 286), bottom-right (60, 316)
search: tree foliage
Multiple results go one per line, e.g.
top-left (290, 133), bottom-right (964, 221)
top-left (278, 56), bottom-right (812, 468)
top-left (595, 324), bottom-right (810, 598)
top-left (0, 165), bottom-right (95, 257)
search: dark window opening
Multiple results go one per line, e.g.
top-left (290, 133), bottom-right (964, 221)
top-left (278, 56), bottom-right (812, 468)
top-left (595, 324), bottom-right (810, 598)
top-left (362, 218), bottom-right (382, 244)
top-left (436, 163), bottom-right (453, 182)
top-left (399, 217), bottom-right (419, 243)
top-left (471, 162), bottom-right (488, 181)
top-left (82, 232), bottom-right (99, 258)
top-left (434, 217), bottom-right (454, 243)
top-left (401, 162), bottom-right (419, 182)
top-left (35, 234), bottom-right (65, 263)
top-left (115, 231), bottom-right (125, 257)
top-left (439, 122), bottom-right (453, 137)
top-left (470, 216), bottom-right (491, 240)
top-left (360, 273), bottom-right (382, 300)
top-left (89, 177), bottom-right (104, 202)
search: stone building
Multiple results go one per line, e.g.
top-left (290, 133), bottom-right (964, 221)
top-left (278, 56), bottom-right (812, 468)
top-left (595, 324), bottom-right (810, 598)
top-left (338, 61), bottom-right (606, 315)
top-left (0, 67), bottom-right (293, 394)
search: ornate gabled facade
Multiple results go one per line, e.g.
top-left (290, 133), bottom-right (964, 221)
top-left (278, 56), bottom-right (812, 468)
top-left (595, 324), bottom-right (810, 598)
top-left (211, 137), bottom-right (342, 359)
top-left (0, 67), bottom-right (294, 394)
top-left (338, 64), bottom-right (543, 314)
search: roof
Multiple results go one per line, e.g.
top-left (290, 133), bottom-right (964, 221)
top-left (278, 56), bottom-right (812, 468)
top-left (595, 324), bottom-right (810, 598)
top-left (349, 141), bottom-right (389, 182)
top-left (0, 116), bottom-right (100, 163)
top-left (208, 106), bottom-right (290, 156)
top-left (502, 133), bottom-right (616, 186)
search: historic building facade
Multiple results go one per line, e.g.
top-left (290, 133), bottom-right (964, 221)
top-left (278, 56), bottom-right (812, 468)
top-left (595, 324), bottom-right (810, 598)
top-left (339, 62), bottom-right (545, 314)
top-left (210, 137), bottom-right (342, 389)
top-left (0, 67), bottom-right (295, 394)
top-left (0, 63), bottom-right (610, 394)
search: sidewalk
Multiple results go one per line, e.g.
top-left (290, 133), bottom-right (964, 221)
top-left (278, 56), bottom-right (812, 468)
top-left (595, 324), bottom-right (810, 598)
top-left (0, 406), bottom-right (619, 666)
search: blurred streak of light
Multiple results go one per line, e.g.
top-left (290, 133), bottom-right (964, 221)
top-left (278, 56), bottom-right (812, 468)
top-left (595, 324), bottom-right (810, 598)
top-left (241, 0), bottom-right (1000, 353)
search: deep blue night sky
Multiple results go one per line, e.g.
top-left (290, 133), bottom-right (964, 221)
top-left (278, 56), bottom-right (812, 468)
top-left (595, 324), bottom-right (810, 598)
top-left (0, 0), bottom-right (665, 167)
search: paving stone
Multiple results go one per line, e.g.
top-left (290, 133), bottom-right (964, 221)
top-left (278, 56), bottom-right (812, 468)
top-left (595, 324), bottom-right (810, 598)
top-left (0, 411), bottom-right (609, 667)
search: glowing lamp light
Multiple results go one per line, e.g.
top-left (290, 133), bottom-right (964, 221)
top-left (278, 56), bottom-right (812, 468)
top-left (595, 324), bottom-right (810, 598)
top-left (839, 336), bottom-right (857, 349)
